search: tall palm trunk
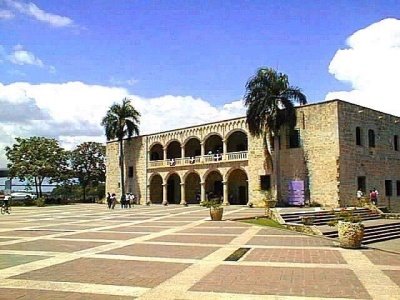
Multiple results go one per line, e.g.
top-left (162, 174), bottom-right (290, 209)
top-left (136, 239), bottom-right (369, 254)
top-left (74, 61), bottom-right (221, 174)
top-left (119, 139), bottom-right (125, 197)
top-left (274, 135), bottom-right (282, 205)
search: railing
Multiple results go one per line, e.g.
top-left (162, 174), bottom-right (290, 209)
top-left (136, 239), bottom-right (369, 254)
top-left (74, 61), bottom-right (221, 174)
top-left (148, 151), bottom-right (248, 168)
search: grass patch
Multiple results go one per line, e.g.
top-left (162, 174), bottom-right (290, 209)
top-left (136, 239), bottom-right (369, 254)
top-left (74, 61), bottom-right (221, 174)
top-left (241, 217), bottom-right (284, 229)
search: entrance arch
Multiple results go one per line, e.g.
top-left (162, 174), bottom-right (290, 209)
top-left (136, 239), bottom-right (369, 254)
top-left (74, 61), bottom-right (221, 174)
top-left (167, 173), bottom-right (181, 204)
top-left (185, 172), bottom-right (201, 204)
top-left (149, 174), bottom-right (163, 204)
top-left (205, 170), bottom-right (223, 199)
top-left (227, 169), bottom-right (248, 205)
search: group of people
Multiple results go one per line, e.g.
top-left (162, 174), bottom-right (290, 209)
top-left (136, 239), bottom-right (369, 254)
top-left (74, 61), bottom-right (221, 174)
top-left (356, 187), bottom-right (379, 205)
top-left (106, 192), bottom-right (136, 209)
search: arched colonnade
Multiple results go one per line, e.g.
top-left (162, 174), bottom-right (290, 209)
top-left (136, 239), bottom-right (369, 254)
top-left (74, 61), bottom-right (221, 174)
top-left (148, 167), bottom-right (249, 205)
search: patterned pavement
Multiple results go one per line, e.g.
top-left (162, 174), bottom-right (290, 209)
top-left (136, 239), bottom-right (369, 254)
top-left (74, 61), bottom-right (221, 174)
top-left (0, 204), bottom-right (399, 299)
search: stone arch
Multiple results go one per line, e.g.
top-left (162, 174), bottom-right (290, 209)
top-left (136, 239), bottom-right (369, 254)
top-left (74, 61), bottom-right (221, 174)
top-left (204, 133), bottom-right (223, 155)
top-left (149, 173), bottom-right (163, 204)
top-left (166, 173), bottom-right (181, 204)
top-left (226, 168), bottom-right (248, 205)
top-left (226, 130), bottom-right (248, 152)
top-left (204, 170), bottom-right (223, 199)
top-left (183, 137), bottom-right (201, 157)
top-left (166, 140), bottom-right (182, 159)
top-left (149, 142), bottom-right (164, 161)
top-left (184, 172), bottom-right (201, 204)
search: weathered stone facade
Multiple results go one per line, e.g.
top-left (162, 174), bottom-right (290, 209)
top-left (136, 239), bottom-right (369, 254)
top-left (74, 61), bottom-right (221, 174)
top-left (106, 100), bottom-right (400, 211)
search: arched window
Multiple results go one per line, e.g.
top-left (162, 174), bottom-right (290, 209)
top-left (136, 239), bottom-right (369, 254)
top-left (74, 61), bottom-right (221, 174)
top-left (356, 127), bottom-right (362, 146)
top-left (394, 135), bottom-right (399, 151)
top-left (368, 129), bottom-right (375, 148)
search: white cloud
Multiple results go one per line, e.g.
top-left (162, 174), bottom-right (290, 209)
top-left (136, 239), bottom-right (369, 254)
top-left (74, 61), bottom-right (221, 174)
top-left (0, 9), bottom-right (14, 19)
top-left (109, 77), bottom-right (139, 86)
top-left (2, 45), bottom-right (55, 72)
top-left (326, 18), bottom-right (400, 116)
top-left (4, 0), bottom-right (73, 27)
top-left (0, 81), bottom-right (246, 168)
top-left (8, 47), bottom-right (44, 67)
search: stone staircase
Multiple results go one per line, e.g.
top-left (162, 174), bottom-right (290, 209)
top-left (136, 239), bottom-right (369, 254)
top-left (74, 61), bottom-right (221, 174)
top-left (322, 220), bottom-right (400, 244)
top-left (280, 208), bottom-right (381, 226)
top-left (279, 207), bottom-right (400, 244)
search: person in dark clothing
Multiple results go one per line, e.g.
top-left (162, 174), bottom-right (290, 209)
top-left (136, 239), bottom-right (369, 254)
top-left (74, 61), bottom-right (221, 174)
top-left (106, 192), bottom-right (111, 209)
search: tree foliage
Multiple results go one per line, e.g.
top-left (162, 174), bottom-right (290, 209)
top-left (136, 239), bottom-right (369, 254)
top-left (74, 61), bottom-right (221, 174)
top-left (244, 67), bottom-right (307, 201)
top-left (101, 98), bottom-right (140, 196)
top-left (5, 136), bottom-right (68, 197)
top-left (70, 142), bottom-right (106, 201)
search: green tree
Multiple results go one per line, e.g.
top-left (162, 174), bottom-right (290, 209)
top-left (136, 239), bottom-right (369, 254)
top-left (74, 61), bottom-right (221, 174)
top-left (244, 67), bottom-right (307, 202)
top-left (101, 98), bottom-right (140, 197)
top-left (5, 137), bottom-right (68, 197)
top-left (70, 142), bottom-right (106, 202)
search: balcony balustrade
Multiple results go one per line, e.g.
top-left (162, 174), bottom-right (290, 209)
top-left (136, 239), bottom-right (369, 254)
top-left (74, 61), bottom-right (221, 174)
top-left (148, 151), bottom-right (248, 168)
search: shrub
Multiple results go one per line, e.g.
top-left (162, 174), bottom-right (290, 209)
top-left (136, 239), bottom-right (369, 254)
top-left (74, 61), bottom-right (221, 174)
top-left (35, 197), bottom-right (46, 207)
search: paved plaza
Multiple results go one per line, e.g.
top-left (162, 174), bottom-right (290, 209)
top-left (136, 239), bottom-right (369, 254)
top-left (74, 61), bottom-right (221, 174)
top-left (0, 204), bottom-right (399, 299)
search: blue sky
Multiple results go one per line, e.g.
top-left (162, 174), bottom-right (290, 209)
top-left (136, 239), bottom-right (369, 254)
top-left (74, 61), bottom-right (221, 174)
top-left (1, 0), bottom-right (400, 167)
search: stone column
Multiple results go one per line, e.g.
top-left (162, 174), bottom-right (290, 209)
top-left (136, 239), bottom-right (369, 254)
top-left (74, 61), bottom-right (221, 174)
top-left (163, 147), bottom-right (167, 161)
top-left (146, 185), bottom-right (151, 205)
top-left (180, 183), bottom-right (187, 205)
top-left (222, 139), bottom-right (227, 154)
top-left (223, 181), bottom-right (229, 205)
top-left (162, 183), bottom-right (168, 205)
top-left (181, 146), bottom-right (185, 159)
top-left (200, 142), bottom-right (205, 161)
top-left (200, 181), bottom-right (206, 203)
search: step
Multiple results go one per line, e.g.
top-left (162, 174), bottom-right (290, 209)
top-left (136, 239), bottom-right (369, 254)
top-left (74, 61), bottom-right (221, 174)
top-left (363, 233), bottom-right (400, 244)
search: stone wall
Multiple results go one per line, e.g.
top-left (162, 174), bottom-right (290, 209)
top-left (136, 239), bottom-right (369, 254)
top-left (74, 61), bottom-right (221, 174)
top-left (337, 101), bottom-right (400, 212)
top-left (105, 99), bottom-right (400, 211)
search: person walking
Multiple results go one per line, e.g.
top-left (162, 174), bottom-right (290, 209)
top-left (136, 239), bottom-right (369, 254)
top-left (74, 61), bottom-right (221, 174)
top-left (111, 193), bottom-right (117, 209)
top-left (106, 192), bottom-right (111, 209)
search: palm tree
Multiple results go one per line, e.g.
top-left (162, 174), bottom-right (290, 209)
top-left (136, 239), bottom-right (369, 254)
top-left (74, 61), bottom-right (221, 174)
top-left (101, 98), bottom-right (140, 198)
top-left (244, 67), bottom-right (307, 203)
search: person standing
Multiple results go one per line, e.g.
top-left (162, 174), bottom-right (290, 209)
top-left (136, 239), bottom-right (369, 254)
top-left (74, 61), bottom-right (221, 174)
top-left (111, 193), bottom-right (117, 209)
top-left (356, 188), bottom-right (363, 201)
top-left (370, 189), bottom-right (377, 205)
top-left (106, 192), bottom-right (111, 209)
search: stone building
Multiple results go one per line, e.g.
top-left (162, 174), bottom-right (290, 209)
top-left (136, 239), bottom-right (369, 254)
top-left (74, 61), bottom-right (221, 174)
top-left (106, 99), bottom-right (400, 211)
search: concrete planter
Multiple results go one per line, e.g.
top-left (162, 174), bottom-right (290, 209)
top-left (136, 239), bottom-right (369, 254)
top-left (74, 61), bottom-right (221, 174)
top-left (210, 207), bottom-right (223, 221)
top-left (338, 221), bottom-right (364, 249)
top-left (265, 199), bottom-right (277, 208)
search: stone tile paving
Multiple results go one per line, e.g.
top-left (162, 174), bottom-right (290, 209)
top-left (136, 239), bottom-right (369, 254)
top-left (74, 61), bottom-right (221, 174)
top-left (0, 254), bottom-right (49, 269)
top-left (13, 258), bottom-right (191, 288)
top-left (148, 234), bottom-right (236, 245)
top-left (0, 203), bottom-right (399, 299)
top-left (244, 248), bottom-right (347, 264)
top-left (190, 265), bottom-right (371, 299)
top-left (247, 235), bottom-right (336, 247)
top-left (102, 243), bottom-right (219, 259)
top-left (363, 250), bottom-right (400, 266)
top-left (0, 288), bottom-right (134, 299)
top-left (0, 239), bottom-right (107, 252)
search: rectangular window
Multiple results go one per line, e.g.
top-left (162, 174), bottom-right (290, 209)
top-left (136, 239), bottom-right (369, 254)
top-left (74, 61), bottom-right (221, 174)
top-left (385, 180), bottom-right (393, 197)
top-left (397, 180), bottom-right (400, 196)
top-left (394, 135), bottom-right (399, 151)
top-left (356, 127), bottom-right (362, 146)
top-left (260, 175), bottom-right (271, 191)
top-left (128, 166), bottom-right (134, 178)
top-left (287, 129), bottom-right (300, 148)
top-left (357, 176), bottom-right (366, 193)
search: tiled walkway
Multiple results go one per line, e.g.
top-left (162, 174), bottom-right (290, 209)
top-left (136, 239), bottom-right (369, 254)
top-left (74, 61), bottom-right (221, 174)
top-left (0, 204), bottom-right (399, 299)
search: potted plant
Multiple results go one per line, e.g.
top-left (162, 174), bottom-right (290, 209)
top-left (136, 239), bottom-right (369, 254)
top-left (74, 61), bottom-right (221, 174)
top-left (201, 196), bottom-right (223, 221)
top-left (261, 191), bottom-right (277, 214)
top-left (329, 209), bottom-right (364, 249)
